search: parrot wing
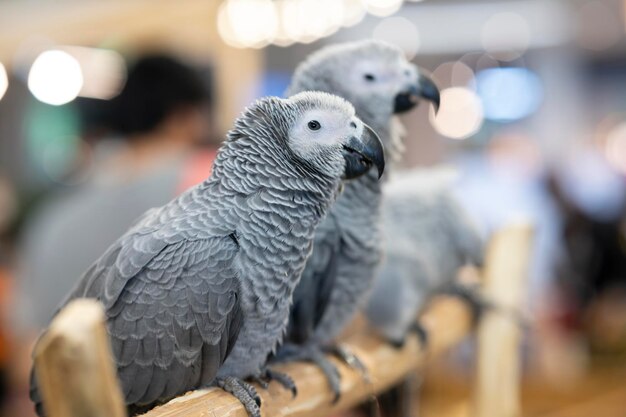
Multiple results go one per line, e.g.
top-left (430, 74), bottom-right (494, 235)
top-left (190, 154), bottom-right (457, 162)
top-left (33, 226), bottom-right (244, 411)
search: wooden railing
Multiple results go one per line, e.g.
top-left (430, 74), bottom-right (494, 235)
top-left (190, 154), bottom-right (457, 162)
top-left (142, 296), bottom-right (473, 417)
top-left (32, 224), bottom-right (533, 417)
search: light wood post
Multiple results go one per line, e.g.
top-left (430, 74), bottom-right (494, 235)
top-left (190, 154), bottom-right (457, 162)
top-left (33, 298), bottom-right (127, 417)
top-left (474, 223), bottom-right (534, 417)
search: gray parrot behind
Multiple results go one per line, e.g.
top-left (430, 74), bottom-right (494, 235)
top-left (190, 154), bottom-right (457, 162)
top-left (275, 40), bottom-right (440, 399)
top-left (365, 167), bottom-right (484, 346)
top-left (30, 92), bottom-right (385, 417)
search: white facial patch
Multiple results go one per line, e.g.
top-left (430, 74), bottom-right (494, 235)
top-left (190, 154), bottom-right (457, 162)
top-left (347, 57), bottom-right (411, 97)
top-left (289, 108), bottom-right (359, 155)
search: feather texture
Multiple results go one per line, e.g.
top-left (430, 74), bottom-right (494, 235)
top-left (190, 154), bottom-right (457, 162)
top-left (30, 93), bottom-right (356, 415)
top-left (282, 40), bottom-right (407, 349)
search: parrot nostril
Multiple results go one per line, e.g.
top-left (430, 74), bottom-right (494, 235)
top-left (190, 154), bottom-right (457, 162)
top-left (350, 121), bottom-right (357, 129)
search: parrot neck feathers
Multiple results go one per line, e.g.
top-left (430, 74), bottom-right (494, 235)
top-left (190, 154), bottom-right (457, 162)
top-left (203, 129), bottom-right (342, 229)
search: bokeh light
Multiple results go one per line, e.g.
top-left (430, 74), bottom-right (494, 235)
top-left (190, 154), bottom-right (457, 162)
top-left (0, 62), bottom-right (8, 101)
top-left (475, 54), bottom-right (500, 73)
top-left (217, 0), bottom-right (278, 49)
top-left (576, 1), bottom-right (621, 51)
top-left (605, 122), bottom-right (626, 174)
top-left (476, 67), bottom-right (543, 122)
top-left (432, 61), bottom-right (475, 90)
top-left (27, 50), bottom-right (84, 106)
top-left (280, 0), bottom-right (345, 44)
top-left (430, 87), bottom-right (484, 140)
top-left (481, 12), bottom-right (531, 62)
top-left (342, 0), bottom-right (367, 27)
top-left (372, 16), bottom-right (420, 60)
top-left (362, 0), bottom-right (403, 17)
top-left (218, 0), bottom-right (361, 48)
top-left (64, 47), bottom-right (126, 100)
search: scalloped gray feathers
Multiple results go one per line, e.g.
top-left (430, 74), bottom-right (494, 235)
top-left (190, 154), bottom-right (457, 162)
top-left (30, 92), bottom-right (356, 415)
top-left (283, 40), bottom-right (409, 347)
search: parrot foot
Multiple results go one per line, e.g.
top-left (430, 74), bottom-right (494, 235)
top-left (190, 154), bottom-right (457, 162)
top-left (409, 321), bottom-right (429, 348)
top-left (442, 283), bottom-right (488, 326)
top-left (443, 283), bottom-right (529, 330)
top-left (275, 343), bottom-right (342, 403)
top-left (215, 376), bottom-right (262, 417)
top-left (325, 344), bottom-right (371, 384)
top-left (389, 338), bottom-right (407, 349)
top-left (252, 368), bottom-right (298, 398)
top-left (387, 322), bottom-right (428, 350)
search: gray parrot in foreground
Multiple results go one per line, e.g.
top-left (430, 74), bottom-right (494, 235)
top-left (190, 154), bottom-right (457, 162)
top-left (365, 167), bottom-right (485, 347)
top-left (273, 40), bottom-right (440, 399)
top-left (30, 92), bottom-right (385, 417)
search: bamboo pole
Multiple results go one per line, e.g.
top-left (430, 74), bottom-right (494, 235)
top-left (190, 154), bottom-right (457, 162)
top-left (142, 295), bottom-right (473, 417)
top-left (33, 298), bottom-right (127, 417)
top-left (473, 223), bottom-right (534, 417)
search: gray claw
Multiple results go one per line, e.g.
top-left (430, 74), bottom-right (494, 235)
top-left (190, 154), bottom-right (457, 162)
top-left (327, 344), bottom-right (371, 384)
top-left (389, 337), bottom-right (407, 349)
top-left (250, 375), bottom-right (269, 390)
top-left (308, 348), bottom-right (342, 403)
top-left (216, 376), bottom-right (262, 416)
top-left (440, 283), bottom-right (489, 326)
top-left (279, 345), bottom-right (341, 402)
top-left (273, 344), bottom-right (342, 403)
top-left (410, 321), bottom-right (429, 348)
top-left (255, 368), bottom-right (298, 398)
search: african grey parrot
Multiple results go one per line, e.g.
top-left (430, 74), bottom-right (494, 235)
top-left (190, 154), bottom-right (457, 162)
top-left (365, 167), bottom-right (485, 347)
top-left (273, 40), bottom-right (440, 399)
top-left (30, 91), bottom-right (385, 417)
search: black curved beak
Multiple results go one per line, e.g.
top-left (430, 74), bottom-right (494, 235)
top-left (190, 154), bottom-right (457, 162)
top-left (342, 124), bottom-right (385, 180)
top-left (394, 73), bottom-right (441, 114)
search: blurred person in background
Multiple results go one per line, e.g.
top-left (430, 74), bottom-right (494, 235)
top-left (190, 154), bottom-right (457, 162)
top-left (13, 53), bottom-right (217, 335)
top-left (6, 53), bottom-right (217, 415)
top-left (549, 148), bottom-right (626, 357)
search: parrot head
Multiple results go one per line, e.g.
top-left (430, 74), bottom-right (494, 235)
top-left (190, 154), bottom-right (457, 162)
top-left (233, 92), bottom-right (385, 181)
top-left (286, 92), bottom-right (385, 180)
top-left (289, 39), bottom-right (440, 118)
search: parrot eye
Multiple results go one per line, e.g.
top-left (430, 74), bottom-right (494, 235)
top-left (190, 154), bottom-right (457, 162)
top-left (308, 120), bottom-right (321, 131)
top-left (364, 73), bottom-right (376, 82)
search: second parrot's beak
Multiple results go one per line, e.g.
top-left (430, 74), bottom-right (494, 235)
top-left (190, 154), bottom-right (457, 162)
top-left (394, 73), bottom-right (441, 114)
top-left (342, 124), bottom-right (385, 180)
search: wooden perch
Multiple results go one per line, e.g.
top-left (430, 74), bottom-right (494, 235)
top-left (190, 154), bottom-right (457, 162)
top-left (32, 223), bottom-right (531, 417)
top-left (142, 295), bottom-right (473, 417)
top-left (474, 223), bottom-right (534, 417)
top-left (33, 299), bottom-right (127, 417)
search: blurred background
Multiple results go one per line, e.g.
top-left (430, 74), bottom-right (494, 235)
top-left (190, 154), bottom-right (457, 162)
top-left (1, 0), bottom-right (626, 416)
